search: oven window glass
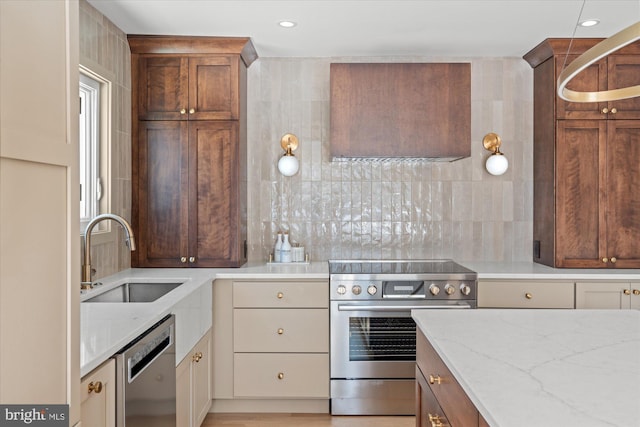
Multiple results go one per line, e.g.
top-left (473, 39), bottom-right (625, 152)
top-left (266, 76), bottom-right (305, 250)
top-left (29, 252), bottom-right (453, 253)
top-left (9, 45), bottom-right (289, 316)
top-left (348, 317), bottom-right (416, 361)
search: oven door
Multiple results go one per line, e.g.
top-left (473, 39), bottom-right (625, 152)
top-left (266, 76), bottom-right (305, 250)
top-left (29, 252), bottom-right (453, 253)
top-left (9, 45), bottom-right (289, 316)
top-left (330, 300), bottom-right (471, 380)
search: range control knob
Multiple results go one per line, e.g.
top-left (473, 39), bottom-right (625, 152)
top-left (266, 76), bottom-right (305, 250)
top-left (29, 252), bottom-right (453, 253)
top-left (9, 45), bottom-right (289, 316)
top-left (429, 284), bottom-right (441, 296)
top-left (367, 285), bottom-right (378, 296)
top-left (444, 284), bottom-right (456, 295)
top-left (352, 285), bottom-right (362, 295)
top-left (337, 285), bottom-right (347, 295)
top-left (460, 284), bottom-right (472, 296)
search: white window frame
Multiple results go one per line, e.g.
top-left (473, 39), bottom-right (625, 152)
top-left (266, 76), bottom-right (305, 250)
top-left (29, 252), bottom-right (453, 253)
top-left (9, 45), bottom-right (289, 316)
top-left (79, 65), bottom-right (112, 240)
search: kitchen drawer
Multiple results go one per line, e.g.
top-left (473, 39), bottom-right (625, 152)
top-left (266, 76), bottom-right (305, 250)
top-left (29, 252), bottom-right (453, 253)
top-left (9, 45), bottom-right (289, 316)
top-left (234, 353), bottom-right (329, 398)
top-left (233, 281), bottom-right (328, 308)
top-left (234, 308), bottom-right (328, 353)
top-left (416, 366), bottom-right (450, 427)
top-left (417, 331), bottom-right (478, 427)
top-left (478, 280), bottom-right (574, 308)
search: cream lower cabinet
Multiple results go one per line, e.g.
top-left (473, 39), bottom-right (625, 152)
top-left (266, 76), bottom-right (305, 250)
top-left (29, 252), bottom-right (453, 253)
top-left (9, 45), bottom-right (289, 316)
top-left (212, 279), bottom-right (329, 413)
top-left (177, 329), bottom-right (212, 427)
top-left (80, 359), bottom-right (115, 427)
top-left (478, 280), bottom-right (575, 308)
top-left (576, 282), bottom-right (640, 309)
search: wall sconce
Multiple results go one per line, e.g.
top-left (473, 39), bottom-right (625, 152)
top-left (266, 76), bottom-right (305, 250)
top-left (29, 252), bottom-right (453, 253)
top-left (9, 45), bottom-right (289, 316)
top-left (483, 133), bottom-right (509, 176)
top-left (278, 133), bottom-right (299, 176)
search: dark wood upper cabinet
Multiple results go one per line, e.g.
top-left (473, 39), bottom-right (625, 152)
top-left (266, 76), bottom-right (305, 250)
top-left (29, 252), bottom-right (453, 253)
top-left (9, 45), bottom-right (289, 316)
top-left (130, 36), bottom-right (255, 268)
top-left (329, 63), bottom-right (471, 160)
top-left (525, 38), bottom-right (640, 268)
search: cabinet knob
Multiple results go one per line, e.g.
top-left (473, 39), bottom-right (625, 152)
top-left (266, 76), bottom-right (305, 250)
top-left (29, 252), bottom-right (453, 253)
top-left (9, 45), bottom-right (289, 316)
top-left (602, 257), bottom-right (609, 263)
top-left (525, 293), bottom-right (533, 300)
top-left (634, 289), bottom-right (640, 296)
top-left (88, 381), bottom-right (103, 394)
top-left (277, 372), bottom-right (284, 380)
top-left (180, 108), bottom-right (187, 115)
top-left (428, 374), bottom-right (442, 385)
top-left (610, 257), bottom-right (617, 263)
top-left (602, 107), bottom-right (609, 114)
top-left (189, 108), bottom-right (195, 114)
top-left (180, 256), bottom-right (187, 263)
top-left (189, 256), bottom-right (196, 263)
top-left (277, 292), bottom-right (284, 299)
top-left (192, 352), bottom-right (203, 363)
top-left (277, 328), bottom-right (284, 335)
top-left (428, 414), bottom-right (445, 427)
top-left (624, 289), bottom-right (631, 295)
top-left (610, 107), bottom-right (617, 114)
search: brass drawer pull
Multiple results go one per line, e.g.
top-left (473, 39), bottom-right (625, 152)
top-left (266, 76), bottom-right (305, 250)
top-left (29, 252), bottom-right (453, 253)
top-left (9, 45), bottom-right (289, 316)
top-left (88, 381), bottom-right (103, 394)
top-left (634, 289), bottom-right (640, 296)
top-left (189, 108), bottom-right (195, 114)
top-left (277, 372), bottom-right (284, 380)
top-left (277, 292), bottom-right (284, 299)
top-left (611, 107), bottom-right (617, 114)
top-left (611, 257), bottom-right (617, 263)
top-left (180, 108), bottom-right (186, 115)
top-left (525, 293), bottom-right (533, 299)
top-left (624, 289), bottom-right (631, 295)
top-left (189, 256), bottom-right (196, 263)
top-left (277, 328), bottom-right (284, 335)
top-left (192, 352), bottom-right (203, 363)
top-left (180, 256), bottom-right (187, 263)
top-left (428, 414), bottom-right (446, 427)
top-left (602, 257), bottom-right (609, 263)
top-left (428, 374), bottom-right (442, 385)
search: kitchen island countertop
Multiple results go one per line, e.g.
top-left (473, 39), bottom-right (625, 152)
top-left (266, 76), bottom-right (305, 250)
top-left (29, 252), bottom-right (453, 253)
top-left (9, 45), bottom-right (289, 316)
top-left (412, 309), bottom-right (640, 427)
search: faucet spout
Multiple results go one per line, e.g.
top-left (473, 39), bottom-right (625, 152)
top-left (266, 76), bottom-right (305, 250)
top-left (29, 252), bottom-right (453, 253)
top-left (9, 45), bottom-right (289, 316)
top-left (82, 213), bottom-right (136, 288)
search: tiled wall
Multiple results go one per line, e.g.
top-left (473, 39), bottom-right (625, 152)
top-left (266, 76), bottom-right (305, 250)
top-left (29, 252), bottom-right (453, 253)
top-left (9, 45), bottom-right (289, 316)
top-left (246, 57), bottom-right (534, 262)
top-left (79, 0), bottom-right (132, 279)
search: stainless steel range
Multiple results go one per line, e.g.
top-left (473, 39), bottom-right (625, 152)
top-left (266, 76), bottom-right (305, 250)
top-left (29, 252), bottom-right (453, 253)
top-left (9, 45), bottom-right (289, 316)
top-left (329, 259), bottom-right (477, 416)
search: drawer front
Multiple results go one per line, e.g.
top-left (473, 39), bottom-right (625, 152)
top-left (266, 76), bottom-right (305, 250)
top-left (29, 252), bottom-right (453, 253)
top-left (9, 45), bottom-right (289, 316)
top-left (234, 308), bottom-right (328, 353)
top-left (478, 280), bottom-right (574, 308)
top-left (417, 331), bottom-right (478, 427)
top-left (233, 281), bottom-right (328, 308)
top-left (234, 353), bottom-right (329, 398)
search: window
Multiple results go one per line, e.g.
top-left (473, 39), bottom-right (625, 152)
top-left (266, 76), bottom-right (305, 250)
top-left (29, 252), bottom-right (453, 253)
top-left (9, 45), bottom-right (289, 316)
top-left (79, 67), bottom-right (110, 235)
top-left (79, 73), bottom-right (101, 230)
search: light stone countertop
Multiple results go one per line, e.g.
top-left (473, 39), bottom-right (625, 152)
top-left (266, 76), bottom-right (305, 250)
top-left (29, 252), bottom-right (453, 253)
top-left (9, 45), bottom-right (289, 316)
top-left (464, 261), bottom-right (640, 280)
top-left (80, 262), bottom-right (328, 377)
top-left (412, 309), bottom-right (640, 427)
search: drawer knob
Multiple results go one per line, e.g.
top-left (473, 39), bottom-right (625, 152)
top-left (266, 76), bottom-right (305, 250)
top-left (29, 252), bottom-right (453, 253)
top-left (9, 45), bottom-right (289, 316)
top-left (428, 374), bottom-right (442, 385)
top-left (428, 414), bottom-right (445, 427)
top-left (525, 293), bottom-right (533, 300)
top-left (88, 381), bottom-right (103, 394)
top-left (624, 289), bottom-right (631, 295)
top-left (277, 372), bottom-right (284, 380)
top-left (277, 328), bottom-right (284, 335)
top-left (192, 352), bottom-right (203, 363)
top-left (634, 289), bottom-right (640, 296)
top-left (277, 292), bottom-right (284, 299)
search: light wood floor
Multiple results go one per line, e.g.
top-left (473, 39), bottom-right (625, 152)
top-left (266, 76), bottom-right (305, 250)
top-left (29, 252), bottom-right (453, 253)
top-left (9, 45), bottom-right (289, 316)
top-left (202, 413), bottom-right (415, 427)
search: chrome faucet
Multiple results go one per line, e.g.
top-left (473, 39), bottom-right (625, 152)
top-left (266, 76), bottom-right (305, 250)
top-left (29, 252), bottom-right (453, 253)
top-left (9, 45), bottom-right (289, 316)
top-left (82, 213), bottom-right (136, 289)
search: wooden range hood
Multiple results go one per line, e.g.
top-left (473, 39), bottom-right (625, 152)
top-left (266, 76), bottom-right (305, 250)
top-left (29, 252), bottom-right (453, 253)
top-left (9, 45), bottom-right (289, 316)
top-left (329, 62), bottom-right (471, 161)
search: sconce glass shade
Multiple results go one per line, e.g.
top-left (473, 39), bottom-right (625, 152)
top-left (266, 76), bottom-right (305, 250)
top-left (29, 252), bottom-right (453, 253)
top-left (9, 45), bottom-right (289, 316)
top-left (278, 154), bottom-right (299, 176)
top-left (485, 153), bottom-right (509, 176)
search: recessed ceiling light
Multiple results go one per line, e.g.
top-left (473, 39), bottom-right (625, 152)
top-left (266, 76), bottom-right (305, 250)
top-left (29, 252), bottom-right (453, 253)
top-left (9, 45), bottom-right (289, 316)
top-left (278, 20), bottom-right (297, 28)
top-left (579, 19), bottom-right (600, 27)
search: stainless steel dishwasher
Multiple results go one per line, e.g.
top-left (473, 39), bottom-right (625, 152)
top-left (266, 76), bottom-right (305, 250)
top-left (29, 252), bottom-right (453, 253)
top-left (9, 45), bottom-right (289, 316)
top-left (114, 314), bottom-right (176, 427)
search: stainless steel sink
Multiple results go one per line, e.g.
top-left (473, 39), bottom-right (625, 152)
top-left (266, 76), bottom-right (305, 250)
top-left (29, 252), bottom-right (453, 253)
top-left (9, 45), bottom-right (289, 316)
top-left (84, 282), bottom-right (184, 303)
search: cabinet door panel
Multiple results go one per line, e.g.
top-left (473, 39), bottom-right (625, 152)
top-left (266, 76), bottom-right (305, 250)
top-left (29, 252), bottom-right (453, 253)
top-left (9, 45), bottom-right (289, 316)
top-left (189, 121), bottom-right (240, 266)
top-left (192, 332), bottom-right (211, 427)
top-left (605, 121), bottom-right (640, 267)
top-left (189, 56), bottom-right (239, 120)
top-left (607, 55), bottom-right (640, 119)
top-left (415, 366), bottom-right (449, 427)
top-left (138, 56), bottom-right (189, 120)
top-left (555, 55), bottom-right (607, 119)
top-left (136, 121), bottom-right (189, 267)
top-left (556, 121), bottom-right (606, 267)
top-left (81, 360), bottom-right (115, 427)
top-left (575, 282), bottom-right (630, 309)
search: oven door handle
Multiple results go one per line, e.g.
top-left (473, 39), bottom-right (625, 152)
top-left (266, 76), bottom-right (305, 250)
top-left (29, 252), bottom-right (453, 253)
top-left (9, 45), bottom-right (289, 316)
top-left (337, 303), bottom-right (472, 312)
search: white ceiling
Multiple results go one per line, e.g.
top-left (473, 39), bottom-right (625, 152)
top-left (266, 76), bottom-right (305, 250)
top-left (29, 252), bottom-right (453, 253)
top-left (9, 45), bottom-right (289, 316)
top-left (86, 0), bottom-right (639, 58)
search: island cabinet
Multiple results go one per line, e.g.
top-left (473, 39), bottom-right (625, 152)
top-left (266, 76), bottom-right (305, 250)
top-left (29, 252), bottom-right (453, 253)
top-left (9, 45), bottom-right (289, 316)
top-left (177, 329), bottom-right (211, 427)
top-left (416, 330), bottom-right (488, 427)
top-left (575, 282), bottom-right (640, 309)
top-left (524, 38), bottom-right (640, 268)
top-left (129, 36), bottom-right (257, 268)
top-left (212, 279), bottom-right (330, 413)
top-left (80, 359), bottom-right (116, 427)
top-left (478, 280), bottom-right (574, 308)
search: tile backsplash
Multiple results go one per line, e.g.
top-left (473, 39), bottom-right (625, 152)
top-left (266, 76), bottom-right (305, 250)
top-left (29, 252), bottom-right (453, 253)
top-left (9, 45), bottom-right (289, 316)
top-left (246, 57), bottom-right (533, 263)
